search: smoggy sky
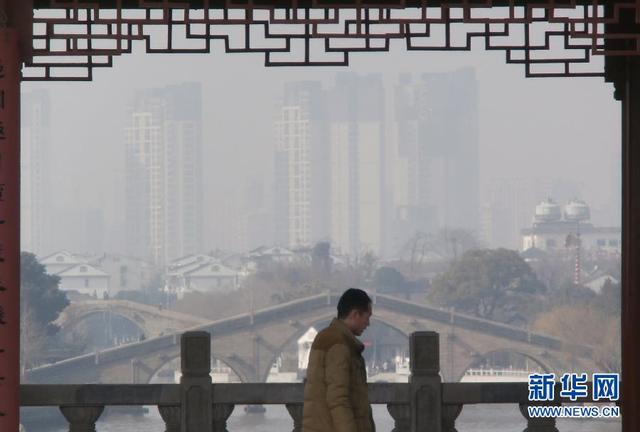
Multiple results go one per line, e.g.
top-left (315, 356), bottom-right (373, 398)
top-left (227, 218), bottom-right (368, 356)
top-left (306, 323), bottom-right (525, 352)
top-left (22, 42), bottom-right (621, 255)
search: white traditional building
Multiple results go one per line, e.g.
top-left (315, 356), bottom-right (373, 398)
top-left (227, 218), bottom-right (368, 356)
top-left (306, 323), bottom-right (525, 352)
top-left (245, 246), bottom-right (296, 264)
top-left (55, 263), bottom-right (110, 298)
top-left (40, 250), bottom-right (113, 298)
top-left (238, 246), bottom-right (292, 272)
top-left (168, 254), bottom-right (217, 271)
top-left (165, 254), bottom-right (240, 298)
top-left (183, 262), bottom-right (239, 293)
top-left (91, 254), bottom-right (156, 295)
top-left (40, 250), bottom-right (87, 275)
top-left (166, 255), bottom-right (218, 277)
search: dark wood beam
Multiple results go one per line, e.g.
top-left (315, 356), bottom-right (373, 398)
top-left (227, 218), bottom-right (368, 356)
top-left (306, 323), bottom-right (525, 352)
top-left (621, 54), bottom-right (640, 432)
top-left (31, 0), bottom-right (598, 9)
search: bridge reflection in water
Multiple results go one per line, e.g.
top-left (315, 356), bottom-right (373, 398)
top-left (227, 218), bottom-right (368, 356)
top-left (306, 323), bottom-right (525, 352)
top-left (20, 331), bottom-right (621, 432)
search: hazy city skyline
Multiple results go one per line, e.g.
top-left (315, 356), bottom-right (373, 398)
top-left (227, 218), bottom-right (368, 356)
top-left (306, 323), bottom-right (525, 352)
top-left (20, 47), bottom-right (621, 259)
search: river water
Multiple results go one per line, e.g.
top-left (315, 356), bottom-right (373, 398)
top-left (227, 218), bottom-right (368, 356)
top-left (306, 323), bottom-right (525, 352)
top-left (24, 404), bottom-right (621, 432)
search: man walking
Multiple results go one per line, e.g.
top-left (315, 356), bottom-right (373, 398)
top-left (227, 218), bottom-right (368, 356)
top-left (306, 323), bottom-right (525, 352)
top-left (302, 288), bottom-right (375, 432)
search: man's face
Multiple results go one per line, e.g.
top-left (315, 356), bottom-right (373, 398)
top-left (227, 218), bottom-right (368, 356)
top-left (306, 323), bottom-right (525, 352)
top-left (349, 303), bottom-right (372, 336)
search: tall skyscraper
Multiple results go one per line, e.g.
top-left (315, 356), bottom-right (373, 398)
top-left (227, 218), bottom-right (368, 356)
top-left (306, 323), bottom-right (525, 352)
top-left (393, 69), bottom-right (479, 246)
top-left (274, 75), bottom-right (386, 255)
top-left (21, 90), bottom-right (51, 256)
top-left (328, 73), bottom-right (386, 256)
top-left (274, 81), bottom-right (329, 249)
top-left (125, 83), bottom-right (203, 265)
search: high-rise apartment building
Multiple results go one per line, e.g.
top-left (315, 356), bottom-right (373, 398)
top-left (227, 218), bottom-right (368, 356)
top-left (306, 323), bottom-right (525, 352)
top-left (274, 81), bottom-right (329, 249)
top-left (328, 73), bottom-right (385, 256)
top-left (21, 90), bottom-right (51, 256)
top-left (393, 69), bottom-right (479, 247)
top-left (125, 83), bottom-right (203, 265)
top-left (274, 75), bottom-right (386, 255)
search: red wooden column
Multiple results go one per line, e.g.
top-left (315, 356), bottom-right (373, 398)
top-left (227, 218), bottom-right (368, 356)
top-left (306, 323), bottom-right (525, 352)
top-left (0, 27), bottom-right (21, 432)
top-left (621, 55), bottom-right (640, 432)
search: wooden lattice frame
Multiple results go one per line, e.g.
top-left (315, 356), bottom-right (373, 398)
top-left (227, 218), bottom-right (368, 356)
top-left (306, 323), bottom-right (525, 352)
top-left (22, 0), bottom-right (640, 80)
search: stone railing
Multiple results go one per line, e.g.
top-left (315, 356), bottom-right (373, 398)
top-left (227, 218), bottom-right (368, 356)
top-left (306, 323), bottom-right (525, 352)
top-left (20, 331), bottom-right (615, 432)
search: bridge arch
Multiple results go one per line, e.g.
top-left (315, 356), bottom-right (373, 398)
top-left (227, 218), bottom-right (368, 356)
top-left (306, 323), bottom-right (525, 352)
top-left (59, 310), bottom-right (147, 353)
top-left (59, 309), bottom-right (149, 337)
top-left (56, 300), bottom-right (206, 345)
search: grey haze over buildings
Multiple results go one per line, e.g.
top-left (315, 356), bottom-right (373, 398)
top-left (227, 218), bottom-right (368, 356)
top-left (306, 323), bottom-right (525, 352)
top-left (275, 74), bottom-right (387, 256)
top-left (20, 47), bottom-right (621, 260)
top-left (125, 83), bottom-right (203, 265)
top-left (21, 90), bottom-right (51, 256)
top-left (393, 69), bottom-right (479, 247)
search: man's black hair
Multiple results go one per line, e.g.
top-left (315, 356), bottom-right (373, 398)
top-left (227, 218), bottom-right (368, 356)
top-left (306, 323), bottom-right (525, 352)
top-left (337, 288), bottom-right (372, 319)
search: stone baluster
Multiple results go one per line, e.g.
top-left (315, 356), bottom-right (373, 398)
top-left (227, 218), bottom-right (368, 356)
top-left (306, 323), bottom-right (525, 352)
top-left (442, 404), bottom-right (463, 432)
top-left (59, 405), bottom-right (104, 432)
top-left (387, 403), bottom-right (411, 432)
top-left (158, 405), bottom-right (181, 432)
top-left (519, 404), bottom-right (559, 432)
top-left (211, 403), bottom-right (234, 432)
top-left (285, 403), bottom-right (303, 432)
top-left (180, 331), bottom-right (213, 432)
top-left (409, 331), bottom-right (442, 432)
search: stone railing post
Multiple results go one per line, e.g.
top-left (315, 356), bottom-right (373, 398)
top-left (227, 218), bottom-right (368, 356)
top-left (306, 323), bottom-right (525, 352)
top-left (387, 403), bottom-right (411, 432)
top-left (180, 331), bottom-right (213, 432)
top-left (211, 403), bottom-right (234, 432)
top-left (409, 331), bottom-right (442, 432)
top-left (59, 406), bottom-right (104, 432)
top-left (285, 403), bottom-right (303, 432)
top-left (442, 404), bottom-right (463, 432)
top-left (519, 404), bottom-right (559, 432)
top-left (158, 405), bottom-right (181, 432)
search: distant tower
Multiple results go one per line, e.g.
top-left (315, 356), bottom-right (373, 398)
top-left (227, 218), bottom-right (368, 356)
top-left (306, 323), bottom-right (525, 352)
top-left (394, 69), bottom-right (479, 243)
top-left (564, 200), bottom-right (590, 285)
top-left (274, 81), bottom-right (328, 249)
top-left (21, 90), bottom-right (51, 256)
top-left (574, 243), bottom-right (581, 285)
top-left (328, 72), bottom-right (386, 256)
top-left (125, 83), bottom-right (203, 265)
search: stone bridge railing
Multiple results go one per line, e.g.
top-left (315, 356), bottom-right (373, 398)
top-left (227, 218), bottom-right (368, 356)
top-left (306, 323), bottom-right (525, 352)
top-left (20, 331), bottom-right (616, 432)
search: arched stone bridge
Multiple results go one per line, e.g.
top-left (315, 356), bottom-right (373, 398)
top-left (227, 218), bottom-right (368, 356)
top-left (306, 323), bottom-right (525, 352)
top-left (28, 293), bottom-right (599, 385)
top-left (56, 300), bottom-right (208, 338)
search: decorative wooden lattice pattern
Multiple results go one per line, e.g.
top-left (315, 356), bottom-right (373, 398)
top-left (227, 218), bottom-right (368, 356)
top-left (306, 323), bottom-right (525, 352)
top-left (21, 0), bottom-right (640, 80)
